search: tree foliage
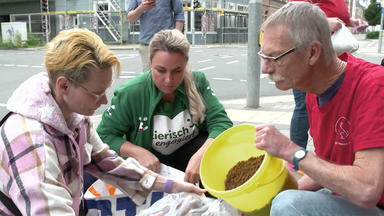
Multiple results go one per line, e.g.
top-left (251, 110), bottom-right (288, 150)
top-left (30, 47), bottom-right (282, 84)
top-left (364, 0), bottom-right (382, 26)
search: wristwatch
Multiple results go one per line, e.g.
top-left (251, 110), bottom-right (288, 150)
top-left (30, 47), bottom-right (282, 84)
top-left (293, 148), bottom-right (308, 171)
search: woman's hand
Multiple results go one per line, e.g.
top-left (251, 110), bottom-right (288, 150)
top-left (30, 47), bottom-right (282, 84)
top-left (183, 138), bottom-right (214, 184)
top-left (349, 18), bottom-right (368, 32)
top-left (120, 141), bottom-right (161, 173)
top-left (184, 151), bottom-right (203, 184)
top-left (171, 179), bottom-right (206, 195)
top-left (136, 148), bottom-right (161, 173)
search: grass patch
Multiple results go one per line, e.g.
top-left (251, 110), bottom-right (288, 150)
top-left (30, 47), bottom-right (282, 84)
top-left (366, 31), bottom-right (379, 39)
top-left (0, 33), bottom-right (44, 49)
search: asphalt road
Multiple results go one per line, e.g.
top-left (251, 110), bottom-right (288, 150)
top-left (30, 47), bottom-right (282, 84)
top-left (0, 45), bottom-right (287, 119)
top-left (1, 39), bottom-right (383, 119)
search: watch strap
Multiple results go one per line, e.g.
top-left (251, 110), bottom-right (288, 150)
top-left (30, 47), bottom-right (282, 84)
top-left (293, 148), bottom-right (308, 171)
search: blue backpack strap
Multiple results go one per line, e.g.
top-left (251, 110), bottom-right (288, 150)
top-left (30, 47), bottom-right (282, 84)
top-left (0, 112), bottom-right (22, 216)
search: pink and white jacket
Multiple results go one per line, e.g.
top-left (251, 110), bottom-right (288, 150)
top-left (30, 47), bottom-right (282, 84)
top-left (0, 72), bottom-right (155, 215)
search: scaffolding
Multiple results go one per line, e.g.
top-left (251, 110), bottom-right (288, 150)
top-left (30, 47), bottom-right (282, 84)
top-left (9, 3), bottom-right (249, 44)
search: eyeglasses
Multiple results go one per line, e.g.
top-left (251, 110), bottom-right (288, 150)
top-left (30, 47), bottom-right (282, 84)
top-left (258, 47), bottom-right (296, 66)
top-left (67, 77), bottom-right (108, 101)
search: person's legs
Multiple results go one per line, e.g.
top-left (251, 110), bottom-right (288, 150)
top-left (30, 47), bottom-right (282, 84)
top-left (271, 189), bottom-right (384, 216)
top-left (138, 44), bottom-right (150, 73)
top-left (290, 89), bottom-right (309, 149)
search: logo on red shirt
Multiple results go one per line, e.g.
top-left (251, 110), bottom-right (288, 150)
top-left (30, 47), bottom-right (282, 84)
top-left (334, 116), bottom-right (351, 146)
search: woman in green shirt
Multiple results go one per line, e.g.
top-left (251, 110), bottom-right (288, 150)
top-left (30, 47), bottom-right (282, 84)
top-left (97, 29), bottom-right (233, 184)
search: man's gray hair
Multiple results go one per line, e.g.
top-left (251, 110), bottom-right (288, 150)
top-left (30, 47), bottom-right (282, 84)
top-left (261, 2), bottom-right (336, 64)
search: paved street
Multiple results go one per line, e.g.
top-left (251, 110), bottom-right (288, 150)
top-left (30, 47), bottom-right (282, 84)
top-left (1, 34), bottom-right (383, 126)
top-left (0, 45), bottom-right (287, 118)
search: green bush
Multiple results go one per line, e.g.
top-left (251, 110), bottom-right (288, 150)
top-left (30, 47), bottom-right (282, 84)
top-left (366, 31), bottom-right (379, 39)
top-left (0, 33), bottom-right (44, 48)
top-left (26, 34), bottom-right (44, 47)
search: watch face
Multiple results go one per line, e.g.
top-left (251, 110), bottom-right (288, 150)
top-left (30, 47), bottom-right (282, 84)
top-left (295, 150), bottom-right (306, 158)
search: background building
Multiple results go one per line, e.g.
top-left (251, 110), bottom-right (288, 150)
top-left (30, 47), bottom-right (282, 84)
top-left (0, 0), bottom-right (365, 44)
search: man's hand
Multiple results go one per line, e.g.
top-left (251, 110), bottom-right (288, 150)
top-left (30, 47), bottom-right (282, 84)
top-left (327, 17), bottom-right (344, 34)
top-left (255, 125), bottom-right (298, 161)
top-left (140, 0), bottom-right (156, 11)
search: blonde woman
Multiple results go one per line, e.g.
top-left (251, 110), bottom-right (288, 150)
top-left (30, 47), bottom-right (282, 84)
top-left (97, 29), bottom-right (233, 184)
top-left (0, 29), bottom-right (204, 215)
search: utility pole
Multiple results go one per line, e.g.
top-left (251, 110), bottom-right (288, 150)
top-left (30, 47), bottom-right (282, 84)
top-left (191, 0), bottom-right (195, 45)
top-left (246, 0), bottom-right (262, 108)
top-left (378, 1), bottom-right (384, 53)
top-left (41, 0), bottom-right (49, 43)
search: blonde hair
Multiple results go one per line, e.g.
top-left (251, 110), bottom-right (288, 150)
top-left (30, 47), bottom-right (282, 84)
top-left (149, 29), bottom-right (206, 124)
top-left (45, 28), bottom-right (121, 87)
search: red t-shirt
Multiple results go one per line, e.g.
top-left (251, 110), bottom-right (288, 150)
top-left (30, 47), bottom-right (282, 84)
top-left (306, 52), bottom-right (384, 206)
top-left (291, 0), bottom-right (350, 25)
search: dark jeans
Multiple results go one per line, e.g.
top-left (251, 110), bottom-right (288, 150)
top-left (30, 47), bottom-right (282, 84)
top-left (290, 89), bottom-right (309, 149)
top-left (163, 131), bottom-right (208, 172)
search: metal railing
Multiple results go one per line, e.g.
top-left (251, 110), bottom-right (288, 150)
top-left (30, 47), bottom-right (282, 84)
top-left (9, 8), bottom-right (249, 44)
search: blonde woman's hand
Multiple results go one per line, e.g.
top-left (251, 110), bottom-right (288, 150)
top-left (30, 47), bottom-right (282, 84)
top-left (171, 179), bottom-right (206, 195)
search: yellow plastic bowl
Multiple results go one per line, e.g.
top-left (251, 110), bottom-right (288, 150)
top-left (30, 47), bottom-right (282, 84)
top-left (200, 124), bottom-right (297, 214)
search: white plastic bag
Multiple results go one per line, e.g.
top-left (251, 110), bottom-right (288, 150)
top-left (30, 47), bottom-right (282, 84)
top-left (331, 23), bottom-right (359, 55)
top-left (136, 192), bottom-right (241, 216)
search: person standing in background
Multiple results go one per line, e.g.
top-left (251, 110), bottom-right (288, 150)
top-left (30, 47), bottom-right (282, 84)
top-left (127, 0), bottom-right (185, 73)
top-left (289, 0), bottom-right (368, 152)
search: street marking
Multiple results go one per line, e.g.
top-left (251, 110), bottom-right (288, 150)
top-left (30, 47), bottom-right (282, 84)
top-left (198, 66), bottom-right (215, 71)
top-left (198, 59), bottom-right (212, 63)
top-left (16, 65), bottom-right (29, 67)
top-left (269, 81), bottom-right (275, 85)
top-left (121, 71), bottom-right (136, 74)
top-left (4, 64), bottom-right (15, 67)
top-left (119, 56), bottom-right (136, 60)
top-left (212, 77), bottom-right (232, 81)
top-left (220, 55), bottom-right (233, 59)
top-left (0, 103), bottom-right (6, 107)
top-left (32, 65), bottom-right (44, 68)
top-left (119, 75), bottom-right (136, 79)
top-left (367, 41), bottom-right (376, 47)
top-left (240, 79), bottom-right (247, 82)
top-left (261, 74), bottom-right (268, 79)
top-left (226, 60), bottom-right (239, 64)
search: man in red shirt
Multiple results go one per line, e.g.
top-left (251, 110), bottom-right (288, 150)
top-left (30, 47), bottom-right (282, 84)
top-left (288, 0), bottom-right (368, 166)
top-left (256, 2), bottom-right (384, 215)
